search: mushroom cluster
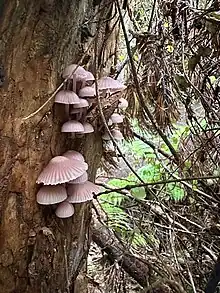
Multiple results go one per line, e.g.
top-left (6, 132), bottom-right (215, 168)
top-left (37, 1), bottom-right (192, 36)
top-left (55, 64), bottom-right (127, 140)
top-left (55, 64), bottom-right (95, 136)
top-left (36, 150), bottom-right (100, 218)
top-left (92, 77), bottom-right (128, 147)
top-left (36, 63), bottom-right (127, 217)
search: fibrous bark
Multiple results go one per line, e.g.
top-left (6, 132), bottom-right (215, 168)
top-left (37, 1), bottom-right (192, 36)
top-left (0, 1), bottom-right (118, 292)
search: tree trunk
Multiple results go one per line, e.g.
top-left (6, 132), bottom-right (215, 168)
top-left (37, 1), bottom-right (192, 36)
top-left (0, 1), bottom-right (119, 292)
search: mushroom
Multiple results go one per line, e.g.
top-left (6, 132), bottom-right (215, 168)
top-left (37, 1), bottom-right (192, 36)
top-left (55, 201), bottom-right (75, 218)
top-left (55, 90), bottom-right (80, 119)
top-left (62, 64), bottom-right (88, 92)
top-left (110, 113), bottom-right (124, 124)
top-left (67, 181), bottom-right (100, 203)
top-left (118, 98), bottom-right (128, 110)
top-left (83, 70), bottom-right (95, 86)
top-left (112, 129), bottom-right (123, 140)
top-left (63, 150), bottom-right (85, 162)
top-left (101, 132), bottom-right (111, 140)
top-left (92, 77), bottom-right (126, 96)
top-left (61, 120), bottom-right (84, 133)
top-left (62, 64), bottom-right (87, 79)
top-left (78, 86), bottom-right (96, 98)
top-left (73, 98), bottom-right (89, 108)
top-left (36, 185), bottom-right (67, 205)
top-left (73, 98), bottom-right (90, 121)
top-left (36, 156), bottom-right (88, 185)
top-left (80, 122), bottom-right (94, 134)
top-left (69, 171), bottom-right (88, 184)
top-left (55, 90), bottom-right (80, 105)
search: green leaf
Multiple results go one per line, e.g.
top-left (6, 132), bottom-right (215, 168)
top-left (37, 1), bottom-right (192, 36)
top-left (131, 187), bottom-right (146, 199)
top-left (167, 183), bottom-right (185, 200)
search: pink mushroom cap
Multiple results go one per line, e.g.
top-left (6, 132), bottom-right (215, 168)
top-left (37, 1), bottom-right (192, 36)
top-left (36, 185), bottom-right (67, 205)
top-left (62, 64), bottom-right (87, 80)
top-left (73, 98), bottom-right (89, 108)
top-left (80, 122), bottom-right (94, 134)
top-left (118, 98), bottom-right (128, 109)
top-left (69, 171), bottom-right (88, 184)
top-left (55, 90), bottom-right (80, 105)
top-left (55, 201), bottom-right (75, 218)
top-left (67, 181), bottom-right (100, 203)
top-left (78, 86), bottom-right (96, 98)
top-left (93, 77), bottom-right (126, 92)
top-left (61, 120), bottom-right (84, 133)
top-left (112, 129), bottom-right (123, 140)
top-left (36, 156), bottom-right (88, 185)
top-left (62, 150), bottom-right (85, 162)
top-left (110, 113), bottom-right (124, 124)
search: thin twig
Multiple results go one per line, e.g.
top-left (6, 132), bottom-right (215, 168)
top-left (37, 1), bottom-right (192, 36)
top-left (96, 175), bottom-right (220, 196)
top-left (115, 0), bottom-right (180, 163)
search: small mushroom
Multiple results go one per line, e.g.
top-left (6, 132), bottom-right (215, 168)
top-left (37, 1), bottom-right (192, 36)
top-left (102, 132), bottom-right (111, 140)
top-left (62, 64), bottom-right (87, 80)
top-left (93, 77), bottom-right (126, 96)
top-left (55, 201), bottom-right (75, 218)
top-left (63, 150), bottom-right (85, 162)
top-left (73, 98), bottom-right (89, 108)
top-left (55, 90), bottom-right (80, 105)
top-left (73, 99), bottom-right (90, 121)
top-left (101, 129), bottom-right (123, 141)
top-left (62, 64), bottom-right (88, 92)
top-left (78, 86), bottom-right (96, 98)
top-left (36, 156), bottom-right (88, 185)
top-left (67, 181), bottom-right (100, 203)
top-left (55, 90), bottom-right (80, 119)
top-left (37, 185), bottom-right (67, 205)
top-left (61, 120), bottom-right (84, 133)
top-left (84, 70), bottom-right (95, 86)
top-left (69, 172), bottom-right (88, 184)
top-left (80, 122), bottom-right (94, 134)
top-left (112, 129), bottom-right (123, 140)
top-left (110, 113), bottom-right (124, 124)
top-left (118, 98), bottom-right (128, 110)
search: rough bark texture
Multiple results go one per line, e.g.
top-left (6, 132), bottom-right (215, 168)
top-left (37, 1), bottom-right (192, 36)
top-left (0, 1), bottom-right (118, 292)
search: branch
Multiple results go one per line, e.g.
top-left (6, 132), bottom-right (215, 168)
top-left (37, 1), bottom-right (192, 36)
top-left (133, 132), bottom-right (173, 162)
top-left (91, 223), bottom-right (150, 287)
top-left (96, 175), bottom-right (220, 196)
top-left (147, 0), bottom-right (157, 33)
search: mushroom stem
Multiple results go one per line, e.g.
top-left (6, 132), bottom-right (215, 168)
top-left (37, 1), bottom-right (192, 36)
top-left (81, 108), bottom-right (88, 123)
top-left (72, 73), bottom-right (77, 93)
top-left (81, 79), bottom-right (86, 89)
top-left (78, 108), bottom-right (84, 121)
top-left (64, 104), bottom-right (70, 120)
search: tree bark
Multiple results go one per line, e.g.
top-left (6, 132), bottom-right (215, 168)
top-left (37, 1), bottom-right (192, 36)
top-left (0, 1), bottom-right (119, 292)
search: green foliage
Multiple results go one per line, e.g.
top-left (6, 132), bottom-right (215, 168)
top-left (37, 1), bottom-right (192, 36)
top-left (99, 124), bottom-right (191, 247)
top-left (99, 193), bottom-right (147, 247)
top-left (167, 183), bottom-right (185, 201)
